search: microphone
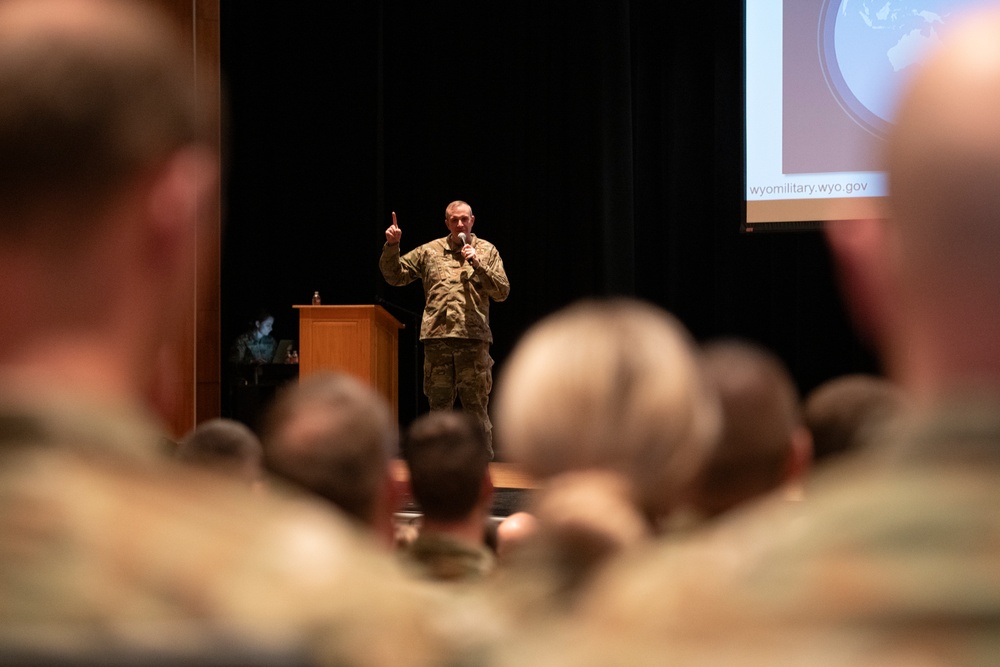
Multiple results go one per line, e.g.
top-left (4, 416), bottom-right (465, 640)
top-left (458, 232), bottom-right (468, 246)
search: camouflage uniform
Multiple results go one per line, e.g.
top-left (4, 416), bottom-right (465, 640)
top-left (0, 386), bottom-right (489, 666)
top-left (380, 234), bottom-right (509, 449)
top-left (402, 530), bottom-right (497, 583)
top-left (489, 398), bottom-right (1000, 665)
top-left (228, 331), bottom-right (277, 364)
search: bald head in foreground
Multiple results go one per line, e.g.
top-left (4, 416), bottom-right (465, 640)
top-left (487, 9), bottom-right (1000, 665)
top-left (830, 8), bottom-right (1000, 402)
top-left (0, 2), bottom-right (477, 664)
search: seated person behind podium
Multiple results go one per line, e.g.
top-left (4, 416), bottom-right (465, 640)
top-left (0, 2), bottom-right (477, 664)
top-left (228, 309), bottom-right (277, 365)
top-left (400, 410), bottom-right (496, 582)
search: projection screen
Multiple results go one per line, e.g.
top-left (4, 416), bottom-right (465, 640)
top-left (744, 0), bottom-right (994, 230)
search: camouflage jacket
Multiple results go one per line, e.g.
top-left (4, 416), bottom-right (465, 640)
top-left (228, 331), bottom-right (277, 364)
top-left (380, 235), bottom-right (509, 343)
top-left (0, 386), bottom-right (488, 666)
top-left (402, 530), bottom-right (497, 583)
top-left (514, 397), bottom-right (1000, 665)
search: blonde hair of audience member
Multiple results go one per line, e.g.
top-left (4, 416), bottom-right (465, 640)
top-left (494, 298), bottom-right (721, 590)
top-left (803, 373), bottom-right (907, 462)
top-left (261, 371), bottom-right (402, 545)
top-left (176, 418), bottom-right (265, 489)
top-left (692, 339), bottom-right (812, 518)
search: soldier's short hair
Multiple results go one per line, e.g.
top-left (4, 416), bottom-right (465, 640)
top-left (696, 339), bottom-right (803, 514)
top-left (261, 372), bottom-right (398, 526)
top-left (403, 411), bottom-right (490, 522)
top-left (445, 200), bottom-right (472, 218)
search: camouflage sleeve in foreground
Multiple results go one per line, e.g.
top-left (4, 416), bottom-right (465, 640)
top-left (0, 392), bottom-right (500, 667)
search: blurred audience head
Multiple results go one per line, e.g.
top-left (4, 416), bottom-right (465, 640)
top-left (0, 0), bottom-right (212, 234)
top-left (261, 372), bottom-right (400, 544)
top-left (403, 410), bottom-right (492, 525)
top-left (0, 0), bottom-right (218, 402)
top-left (494, 298), bottom-right (720, 593)
top-left (176, 418), bottom-right (264, 488)
top-left (692, 339), bottom-right (811, 517)
top-left (804, 373), bottom-right (908, 462)
top-left (826, 8), bottom-right (1000, 400)
top-left (495, 511), bottom-right (539, 564)
top-left (496, 298), bottom-right (720, 523)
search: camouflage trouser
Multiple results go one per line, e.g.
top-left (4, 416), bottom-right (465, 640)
top-left (423, 338), bottom-right (494, 454)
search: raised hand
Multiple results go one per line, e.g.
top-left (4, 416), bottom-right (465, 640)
top-left (385, 211), bottom-right (402, 245)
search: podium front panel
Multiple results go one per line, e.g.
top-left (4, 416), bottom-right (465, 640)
top-left (294, 305), bottom-right (403, 419)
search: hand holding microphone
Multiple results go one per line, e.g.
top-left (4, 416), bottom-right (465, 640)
top-left (458, 232), bottom-right (479, 268)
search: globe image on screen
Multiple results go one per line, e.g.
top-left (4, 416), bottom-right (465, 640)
top-left (819, 0), bottom-right (993, 138)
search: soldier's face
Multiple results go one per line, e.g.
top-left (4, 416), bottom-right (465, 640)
top-left (445, 205), bottom-right (475, 242)
top-left (256, 317), bottom-right (274, 336)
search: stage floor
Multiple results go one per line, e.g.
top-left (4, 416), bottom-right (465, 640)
top-left (391, 459), bottom-right (539, 490)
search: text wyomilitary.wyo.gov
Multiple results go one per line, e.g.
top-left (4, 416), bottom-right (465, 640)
top-left (748, 181), bottom-right (870, 197)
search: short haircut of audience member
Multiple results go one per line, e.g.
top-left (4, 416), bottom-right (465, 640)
top-left (400, 411), bottom-right (496, 581)
top-left (403, 410), bottom-right (492, 523)
top-left (176, 418), bottom-right (264, 487)
top-left (693, 339), bottom-right (812, 518)
top-left (261, 372), bottom-right (400, 541)
top-left (804, 373), bottom-right (907, 462)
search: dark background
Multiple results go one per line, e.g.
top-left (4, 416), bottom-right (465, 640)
top-left (219, 2), bottom-right (879, 454)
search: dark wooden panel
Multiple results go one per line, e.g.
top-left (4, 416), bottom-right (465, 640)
top-left (149, 0), bottom-right (222, 437)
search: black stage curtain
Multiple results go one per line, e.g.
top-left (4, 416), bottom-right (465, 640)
top-left (220, 1), bottom-right (878, 438)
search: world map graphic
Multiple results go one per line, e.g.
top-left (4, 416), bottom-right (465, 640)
top-left (819, 0), bottom-right (995, 137)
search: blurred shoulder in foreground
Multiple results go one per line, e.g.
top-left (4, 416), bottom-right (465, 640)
top-left (0, 1), bottom-right (486, 664)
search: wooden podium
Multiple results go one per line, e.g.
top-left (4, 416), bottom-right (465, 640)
top-left (294, 305), bottom-right (404, 418)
